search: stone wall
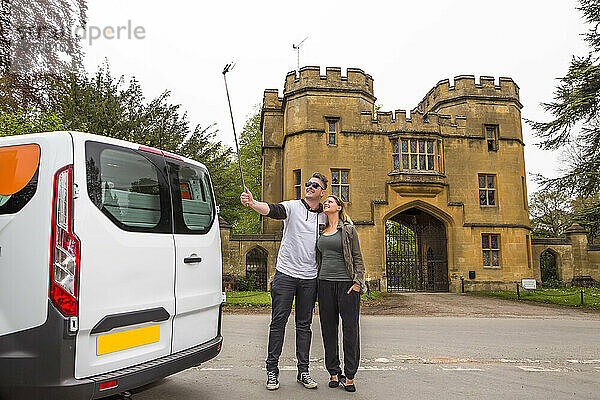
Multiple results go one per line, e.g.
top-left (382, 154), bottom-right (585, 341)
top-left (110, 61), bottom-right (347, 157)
top-left (220, 218), bottom-right (281, 289)
top-left (531, 224), bottom-right (600, 285)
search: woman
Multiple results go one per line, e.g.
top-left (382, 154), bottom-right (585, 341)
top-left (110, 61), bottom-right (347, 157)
top-left (317, 195), bottom-right (367, 392)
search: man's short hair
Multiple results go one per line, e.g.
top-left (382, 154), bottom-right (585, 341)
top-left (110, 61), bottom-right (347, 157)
top-left (312, 172), bottom-right (328, 189)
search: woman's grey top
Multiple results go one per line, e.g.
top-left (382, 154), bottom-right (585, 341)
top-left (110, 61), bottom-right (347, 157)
top-left (317, 229), bottom-right (352, 281)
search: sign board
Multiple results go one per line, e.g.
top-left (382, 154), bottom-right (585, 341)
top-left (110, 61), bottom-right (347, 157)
top-left (521, 279), bottom-right (537, 290)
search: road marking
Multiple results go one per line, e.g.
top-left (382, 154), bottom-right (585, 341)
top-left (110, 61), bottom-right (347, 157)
top-left (374, 358), bottom-right (392, 363)
top-left (428, 357), bottom-right (480, 364)
top-left (567, 359), bottom-right (600, 364)
top-left (358, 366), bottom-right (407, 371)
top-left (440, 367), bottom-right (484, 371)
top-left (516, 366), bottom-right (562, 372)
top-left (197, 367), bottom-right (233, 371)
top-left (259, 366), bottom-right (407, 372)
top-left (392, 355), bottom-right (422, 360)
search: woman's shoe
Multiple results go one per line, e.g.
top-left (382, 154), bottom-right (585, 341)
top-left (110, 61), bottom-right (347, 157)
top-left (328, 374), bottom-right (342, 388)
top-left (344, 383), bottom-right (356, 392)
top-left (340, 376), bottom-right (356, 392)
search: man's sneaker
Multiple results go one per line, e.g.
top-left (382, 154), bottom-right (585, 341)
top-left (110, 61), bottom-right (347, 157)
top-left (297, 371), bottom-right (318, 389)
top-left (266, 370), bottom-right (279, 390)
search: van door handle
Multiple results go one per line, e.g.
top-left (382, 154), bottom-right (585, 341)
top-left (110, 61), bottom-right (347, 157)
top-left (184, 256), bottom-right (202, 264)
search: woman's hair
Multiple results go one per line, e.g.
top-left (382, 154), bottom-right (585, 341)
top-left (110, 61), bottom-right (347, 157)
top-left (326, 195), bottom-right (352, 227)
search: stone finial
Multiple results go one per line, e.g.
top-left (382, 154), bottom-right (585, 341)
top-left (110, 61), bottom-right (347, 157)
top-left (219, 216), bottom-right (232, 229)
top-left (565, 223), bottom-right (588, 234)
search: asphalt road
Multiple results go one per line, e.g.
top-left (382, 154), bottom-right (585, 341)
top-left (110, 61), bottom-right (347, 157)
top-left (123, 313), bottom-right (600, 400)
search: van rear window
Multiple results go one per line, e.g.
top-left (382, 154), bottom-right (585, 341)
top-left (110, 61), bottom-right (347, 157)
top-left (167, 161), bottom-right (215, 234)
top-left (86, 141), bottom-right (172, 233)
top-left (0, 144), bottom-right (40, 215)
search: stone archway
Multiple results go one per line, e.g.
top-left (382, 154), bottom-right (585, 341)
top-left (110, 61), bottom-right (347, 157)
top-left (245, 247), bottom-right (268, 291)
top-left (385, 207), bottom-right (448, 292)
top-left (540, 249), bottom-right (559, 284)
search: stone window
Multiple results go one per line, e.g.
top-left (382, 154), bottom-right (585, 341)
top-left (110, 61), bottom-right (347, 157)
top-left (294, 169), bottom-right (301, 199)
top-left (478, 174), bottom-right (496, 206)
top-left (392, 139), bottom-right (400, 170)
top-left (485, 125), bottom-right (499, 151)
top-left (326, 118), bottom-right (338, 145)
top-left (482, 233), bottom-right (500, 268)
top-left (526, 234), bottom-right (532, 269)
top-left (400, 139), bottom-right (435, 171)
top-left (331, 169), bottom-right (349, 202)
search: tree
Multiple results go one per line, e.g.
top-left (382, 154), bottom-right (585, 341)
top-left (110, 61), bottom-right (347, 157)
top-left (0, 106), bottom-right (65, 136)
top-left (529, 188), bottom-right (574, 238)
top-left (224, 107), bottom-right (263, 234)
top-left (0, 0), bottom-right (87, 110)
top-left (572, 194), bottom-right (600, 242)
top-left (529, 0), bottom-right (600, 241)
top-left (0, 0), bottom-right (86, 75)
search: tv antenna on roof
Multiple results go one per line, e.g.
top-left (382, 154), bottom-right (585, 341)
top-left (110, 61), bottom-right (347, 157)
top-left (292, 36), bottom-right (308, 70)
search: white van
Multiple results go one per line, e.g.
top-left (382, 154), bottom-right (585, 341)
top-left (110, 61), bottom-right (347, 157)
top-left (0, 131), bottom-right (224, 399)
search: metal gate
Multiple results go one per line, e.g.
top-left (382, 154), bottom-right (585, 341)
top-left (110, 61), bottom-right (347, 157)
top-left (385, 208), bottom-right (448, 292)
top-left (246, 247), bottom-right (268, 291)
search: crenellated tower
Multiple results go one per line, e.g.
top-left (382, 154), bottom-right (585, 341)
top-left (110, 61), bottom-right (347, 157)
top-left (261, 66), bottom-right (376, 233)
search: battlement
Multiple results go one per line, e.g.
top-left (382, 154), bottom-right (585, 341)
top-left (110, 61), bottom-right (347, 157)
top-left (262, 89), bottom-right (283, 110)
top-left (417, 75), bottom-right (520, 113)
top-left (283, 66), bottom-right (374, 97)
top-left (358, 109), bottom-right (467, 135)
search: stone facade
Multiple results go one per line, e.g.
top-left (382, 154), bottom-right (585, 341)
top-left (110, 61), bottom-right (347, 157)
top-left (220, 67), bottom-right (597, 292)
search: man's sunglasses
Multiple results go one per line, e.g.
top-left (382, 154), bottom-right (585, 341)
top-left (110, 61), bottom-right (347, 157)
top-left (305, 181), bottom-right (324, 190)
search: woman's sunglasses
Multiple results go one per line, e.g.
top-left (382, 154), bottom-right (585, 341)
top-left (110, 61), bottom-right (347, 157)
top-left (305, 181), bottom-right (324, 190)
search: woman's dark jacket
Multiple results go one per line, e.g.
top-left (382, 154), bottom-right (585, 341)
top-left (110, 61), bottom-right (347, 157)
top-left (316, 219), bottom-right (367, 293)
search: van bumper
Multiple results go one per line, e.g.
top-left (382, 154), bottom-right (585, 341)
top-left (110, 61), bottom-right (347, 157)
top-left (0, 302), bottom-right (224, 400)
top-left (89, 334), bottom-right (223, 399)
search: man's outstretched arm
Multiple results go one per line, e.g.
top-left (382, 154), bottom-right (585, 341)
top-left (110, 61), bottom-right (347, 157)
top-left (240, 188), bottom-right (288, 219)
top-left (240, 188), bottom-right (270, 215)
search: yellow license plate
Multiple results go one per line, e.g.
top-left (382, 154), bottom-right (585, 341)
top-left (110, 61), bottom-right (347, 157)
top-left (96, 325), bottom-right (160, 356)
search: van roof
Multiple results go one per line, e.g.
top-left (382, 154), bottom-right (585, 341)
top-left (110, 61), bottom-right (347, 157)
top-left (0, 131), bottom-right (209, 170)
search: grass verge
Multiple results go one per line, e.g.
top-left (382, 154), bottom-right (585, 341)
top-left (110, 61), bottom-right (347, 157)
top-left (225, 291), bottom-right (272, 307)
top-left (224, 290), bottom-right (383, 307)
top-left (474, 288), bottom-right (600, 309)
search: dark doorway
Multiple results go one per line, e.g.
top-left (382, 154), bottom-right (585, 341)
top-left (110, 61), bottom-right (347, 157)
top-left (385, 208), bottom-right (448, 292)
top-left (246, 247), bottom-right (268, 291)
top-left (540, 249), bottom-right (558, 284)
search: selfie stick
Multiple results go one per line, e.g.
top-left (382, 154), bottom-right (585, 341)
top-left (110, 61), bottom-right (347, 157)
top-left (222, 62), bottom-right (246, 190)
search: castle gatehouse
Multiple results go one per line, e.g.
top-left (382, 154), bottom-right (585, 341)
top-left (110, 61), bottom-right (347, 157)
top-left (220, 67), bottom-right (599, 292)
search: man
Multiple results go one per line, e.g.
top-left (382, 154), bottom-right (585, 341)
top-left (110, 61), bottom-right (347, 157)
top-left (240, 172), bottom-right (328, 390)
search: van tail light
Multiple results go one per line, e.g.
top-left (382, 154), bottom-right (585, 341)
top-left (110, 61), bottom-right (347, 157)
top-left (99, 380), bottom-right (118, 391)
top-left (49, 165), bottom-right (81, 317)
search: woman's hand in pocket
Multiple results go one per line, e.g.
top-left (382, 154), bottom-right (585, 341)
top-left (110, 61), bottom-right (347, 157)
top-left (347, 283), bottom-right (361, 294)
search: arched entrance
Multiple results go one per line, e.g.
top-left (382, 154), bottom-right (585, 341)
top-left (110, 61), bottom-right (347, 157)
top-left (540, 249), bottom-right (559, 284)
top-left (385, 208), bottom-right (448, 292)
top-left (246, 247), bottom-right (268, 291)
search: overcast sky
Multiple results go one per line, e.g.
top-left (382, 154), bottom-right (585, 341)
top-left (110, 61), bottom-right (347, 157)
top-left (82, 0), bottom-right (589, 193)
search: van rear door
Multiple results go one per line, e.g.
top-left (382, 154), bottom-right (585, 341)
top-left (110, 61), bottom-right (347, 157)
top-left (0, 133), bottom-right (72, 337)
top-left (73, 138), bottom-right (175, 378)
top-left (166, 158), bottom-right (222, 353)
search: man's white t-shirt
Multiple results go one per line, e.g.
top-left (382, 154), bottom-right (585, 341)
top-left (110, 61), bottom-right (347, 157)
top-left (272, 200), bottom-right (327, 279)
